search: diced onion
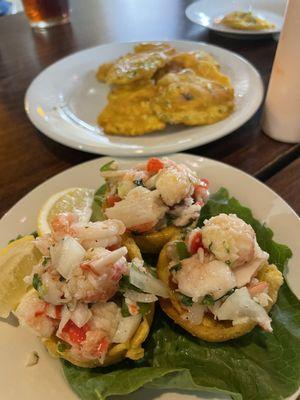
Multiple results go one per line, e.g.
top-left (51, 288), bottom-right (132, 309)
top-left (129, 267), bottom-right (169, 298)
top-left (124, 289), bottom-right (158, 303)
top-left (57, 305), bottom-right (71, 335)
top-left (51, 236), bottom-right (85, 279)
top-left (112, 314), bottom-right (142, 343)
top-left (71, 303), bottom-right (92, 328)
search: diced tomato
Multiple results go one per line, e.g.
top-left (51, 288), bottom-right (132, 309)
top-left (200, 178), bottom-right (209, 188)
top-left (195, 200), bottom-right (204, 206)
top-left (106, 195), bottom-right (121, 207)
top-left (55, 305), bottom-right (63, 319)
top-left (96, 338), bottom-right (109, 357)
top-left (146, 158), bottom-right (164, 174)
top-left (129, 303), bottom-right (139, 315)
top-left (62, 320), bottom-right (90, 344)
top-left (190, 231), bottom-right (203, 254)
top-left (34, 303), bottom-right (47, 317)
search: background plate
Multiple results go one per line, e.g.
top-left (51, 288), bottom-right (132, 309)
top-left (0, 154), bottom-right (299, 399)
top-left (186, 0), bottom-right (286, 37)
top-left (25, 41), bottom-right (263, 156)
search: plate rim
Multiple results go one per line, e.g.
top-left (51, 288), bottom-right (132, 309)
top-left (24, 40), bottom-right (264, 157)
top-left (185, 0), bottom-right (283, 35)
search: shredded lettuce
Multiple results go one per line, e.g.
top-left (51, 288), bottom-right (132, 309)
top-left (63, 188), bottom-right (299, 400)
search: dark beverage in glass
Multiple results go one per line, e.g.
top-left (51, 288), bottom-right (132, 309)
top-left (22, 0), bottom-right (70, 29)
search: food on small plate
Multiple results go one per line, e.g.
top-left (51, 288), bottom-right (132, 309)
top-left (98, 80), bottom-right (166, 136)
top-left (157, 213), bottom-right (283, 341)
top-left (151, 69), bottom-right (234, 126)
top-left (96, 42), bottom-right (234, 136)
top-left (219, 11), bottom-right (275, 31)
top-left (3, 214), bottom-right (164, 368)
top-left (95, 157), bottom-right (209, 253)
top-left (98, 42), bottom-right (175, 85)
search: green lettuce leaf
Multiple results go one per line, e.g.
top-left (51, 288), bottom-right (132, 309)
top-left (63, 188), bottom-right (300, 400)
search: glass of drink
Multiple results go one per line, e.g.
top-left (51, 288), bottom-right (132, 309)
top-left (22, 0), bottom-right (70, 29)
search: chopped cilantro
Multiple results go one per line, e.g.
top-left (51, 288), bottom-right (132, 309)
top-left (202, 294), bottom-right (215, 305)
top-left (181, 294), bottom-right (193, 307)
top-left (31, 230), bottom-right (38, 238)
top-left (121, 299), bottom-right (131, 317)
top-left (225, 260), bottom-right (231, 266)
top-left (8, 234), bottom-right (23, 244)
top-left (176, 242), bottom-right (190, 260)
top-left (59, 275), bottom-right (66, 282)
top-left (32, 273), bottom-right (43, 292)
top-left (170, 263), bottom-right (182, 272)
top-left (42, 257), bottom-right (50, 266)
top-left (100, 160), bottom-right (115, 172)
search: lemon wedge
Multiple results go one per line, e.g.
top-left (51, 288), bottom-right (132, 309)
top-left (0, 236), bottom-right (42, 318)
top-left (37, 188), bottom-right (94, 236)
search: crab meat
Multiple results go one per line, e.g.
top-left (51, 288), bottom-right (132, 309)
top-left (176, 255), bottom-right (236, 301)
top-left (105, 187), bottom-right (168, 230)
top-left (215, 287), bottom-right (272, 332)
top-left (202, 214), bottom-right (256, 268)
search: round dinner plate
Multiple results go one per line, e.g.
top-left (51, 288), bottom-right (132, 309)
top-left (186, 0), bottom-right (286, 38)
top-left (0, 153), bottom-right (299, 400)
top-left (25, 41), bottom-right (263, 157)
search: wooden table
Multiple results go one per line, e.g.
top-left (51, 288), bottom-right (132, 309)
top-left (0, 0), bottom-right (299, 218)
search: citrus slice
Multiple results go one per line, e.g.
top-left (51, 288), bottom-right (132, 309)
top-left (0, 235), bottom-right (42, 318)
top-left (37, 188), bottom-right (95, 236)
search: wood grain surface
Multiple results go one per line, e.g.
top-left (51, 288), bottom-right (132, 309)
top-left (0, 0), bottom-right (299, 218)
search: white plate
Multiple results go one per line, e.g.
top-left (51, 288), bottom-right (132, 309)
top-left (186, 0), bottom-right (286, 37)
top-left (25, 41), bottom-right (263, 157)
top-left (0, 153), bottom-right (299, 400)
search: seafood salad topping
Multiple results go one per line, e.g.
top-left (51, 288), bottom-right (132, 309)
top-left (167, 213), bottom-right (283, 332)
top-left (100, 157), bottom-right (210, 233)
top-left (15, 212), bottom-right (166, 365)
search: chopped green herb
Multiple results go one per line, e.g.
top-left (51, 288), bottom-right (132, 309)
top-left (119, 275), bottom-right (143, 293)
top-left (95, 183), bottom-right (108, 196)
top-left (31, 230), bottom-right (38, 238)
top-left (100, 160), bottom-right (115, 172)
top-left (170, 263), bottom-right (182, 272)
top-left (133, 178), bottom-right (144, 187)
top-left (91, 184), bottom-right (107, 222)
top-left (121, 299), bottom-right (131, 317)
top-left (176, 242), bottom-right (190, 260)
top-left (42, 257), bottom-right (50, 266)
top-left (208, 242), bottom-right (213, 251)
top-left (137, 302), bottom-right (152, 316)
top-left (223, 241), bottom-right (230, 254)
top-left (57, 341), bottom-right (71, 353)
top-left (202, 294), bottom-right (215, 305)
top-left (225, 260), bottom-right (231, 266)
top-left (59, 275), bottom-right (66, 282)
top-left (181, 294), bottom-right (193, 307)
top-left (148, 266), bottom-right (158, 278)
top-left (32, 273), bottom-right (43, 292)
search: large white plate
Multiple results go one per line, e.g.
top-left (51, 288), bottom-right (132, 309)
top-left (25, 41), bottom-right (263, 157)
top-left (186, 0), bottom-right (286, 37)
top-left (0, 153), bottom-right (299, 400)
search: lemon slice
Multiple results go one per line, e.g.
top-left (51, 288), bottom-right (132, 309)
top-left (0, 236), bottom-right (42, 318)
top-left (37, 188), bottom-right (95, 236)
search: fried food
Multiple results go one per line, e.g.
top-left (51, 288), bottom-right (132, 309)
top-left (220, 11), bottom-right (275, 31)
top-left (98, 80), bottom-right (166, 135)
top-left (96, 62), bottom-right (113, 82)
top-left (104, 44), bottom-right (174, 85)
top-left (154, 51), bottom-right (230, 87)
top-left (151, 69), bottom-right (234, 126)
top-left (134, 42), bottom-right (176, 55)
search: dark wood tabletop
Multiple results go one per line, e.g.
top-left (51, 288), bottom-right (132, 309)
top-left (0, 0), bottom-right (299, 218)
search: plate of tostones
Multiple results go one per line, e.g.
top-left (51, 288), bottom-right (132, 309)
top-left (25, 41), bottom-right (263, 156)
top-left (186, 0), bottom-right (285, 38)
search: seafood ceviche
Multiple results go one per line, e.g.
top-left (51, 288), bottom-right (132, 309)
top-left (99, 157), bottom-right (209, 233)
top-left (14, 214), bottom-right (167, 367)
top-left (158, 213), bottom-right (283, 341)
top-left (0, 156), bottom-right (285, 372)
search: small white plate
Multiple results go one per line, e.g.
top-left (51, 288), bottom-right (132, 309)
top-left (186, 0), bottom-right (286, 38)
top-left (0, 154), bottom-right (299, 400)
top-left (25, 41), bottom-right (263, 157)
